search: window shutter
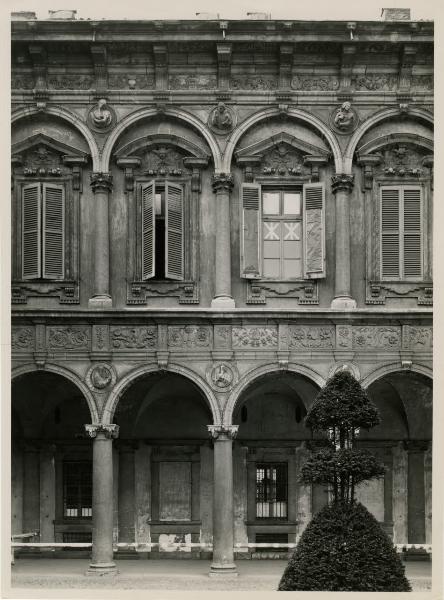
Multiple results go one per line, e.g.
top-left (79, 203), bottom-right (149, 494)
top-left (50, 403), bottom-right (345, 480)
top-left (381, 187), bottom-right (400, 278)
top-left (240, 183), bottom-right (261, 278)
top-left (165, 181), bottom-right (184, 280)
top-left (141, 181), bottom-right (155, 280)
top-left (403, 187), bottom-right (422, 278)
top-left (22, 183), bottom-right (41, 279)
top-left (42, 183), bottom-right (65, 280)
top-left (302, 182), bottom-right (325, 279)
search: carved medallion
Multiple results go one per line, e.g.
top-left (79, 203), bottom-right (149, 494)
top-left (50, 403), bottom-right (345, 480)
top-left (208, 102), bottom-right (236, 135)
top-left (330, 102), bottom-right (358, 134)
top-left (207, 362), bottom-right (237, 390)
top-left (86, 363), bottom-right (116, 391)
top-left (88, 99), bottom-right (115, 133)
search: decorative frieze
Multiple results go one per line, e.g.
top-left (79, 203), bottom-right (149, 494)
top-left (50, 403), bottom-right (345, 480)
top-left (352, 74), bottom-right (397, 91)
top-left (12, 327), bottom-right (35, 350)
top-left (47, 326), bottom-right (90, 350)
top-left (214, 325), bottom-right (232, 349)
top-left (353, 326), bottom-right (401, 349)
top-left (230, 76), bottom-right (278, 90)
top-left (111, 326), bottom-right (157, 349)
top-left (168, 74), bottom-right (216, 89)
top-left (167, 326), bottom-right (212, 348)
top-left (289, 326), bottom-right (335, 349)
top-left (92, 325), bottom-right (109, 352)
top-left (47, 75), bottom-right (93, 90)
top-left (335, 325), bottom-right (353, 349)
top-left (11, 74), bottom-right (35, 89)
top-left (232, 326), bottom-right (278, 348)
top-left (402, 326), bottom-right (433, 350)
top-left (109, 74), bottom-right (154, 89)
top-left (290, 75), bottom-right (339, 91)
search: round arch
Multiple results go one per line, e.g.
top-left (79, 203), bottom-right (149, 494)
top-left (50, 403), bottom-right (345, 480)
top-left (222, 107), bottom-right (343, 173)
top-left (344, 107), bottom-right (434, 174)
top-left (11, 105), bottom-right (100, 171)
top-left (102, 362), bottom-right (220, 425)
top-left (101, 107), bottom-right (222, 172)
top-left (11, 363), bottom-right (99, 423)
top-left (224, 363), bottom-right (326, 425)
top-left (361, 362), bottom-right (433, 389)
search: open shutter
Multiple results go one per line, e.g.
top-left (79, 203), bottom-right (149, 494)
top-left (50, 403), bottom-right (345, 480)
top-left (403, 187), bottom-right (422, 278)
top-left (141, 181), bottom-right (155, 280)
top-left (22, 183), bottom-right (41, 279)
top-left (381, 187), bottom-right (400, 279)
top-left (240, 183), bottom-right (261, 278)
top-left (43, 183), bottom-right (65, 280)
top-left (165, 181), bottom-right (184, 280)
top-left (302, 182), bottom-right (325, 278)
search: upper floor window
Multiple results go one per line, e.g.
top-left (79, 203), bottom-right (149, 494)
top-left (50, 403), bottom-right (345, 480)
top-left (140, 180), bottom-right (184, 281)
top-left (241, 182), bottom-right (326, 281)
top-left (21, 182), bottom-right (65, 281)
top-left (380, 185), bottom-right (423, 280)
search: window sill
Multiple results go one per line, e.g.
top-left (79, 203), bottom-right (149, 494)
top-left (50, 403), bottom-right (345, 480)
top-left (11, 280), bottom-right (79, 304)
top-left (128, 279), bottom-right (199, 305)
top-left (246, 279), bottom-right (319, 305)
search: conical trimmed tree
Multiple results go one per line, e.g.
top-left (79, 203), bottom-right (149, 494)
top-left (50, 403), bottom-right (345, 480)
top-left (278, 370), bottom-right (411, 592)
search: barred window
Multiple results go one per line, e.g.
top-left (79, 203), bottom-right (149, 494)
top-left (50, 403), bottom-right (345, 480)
top-left (63, 461), bottom-right (92, 519)
top-left (256, 463), bottom-right (288, 519)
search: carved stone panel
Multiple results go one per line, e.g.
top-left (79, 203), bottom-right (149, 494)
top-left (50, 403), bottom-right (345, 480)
top-left (260, 142), bottom-right (310, 177)
top-left (92, 325), bottom-right (110, 352)
top-left (403, 326), bottom-right (433, 350)
top-left (232, 327), bottom-right (278, 348)
top-left (336, 325), bottom-right (353, 350)
top-left (168, 74), bottom-right (217, 89)
top-left (230, 76), bottom-right (278, 90)
top-left (140, 145), bottom-right (188, 177)
top-left (110, 326), bottom-right (157, 349)
top-left (167, 326), bottom-right (212, 349)
top-left (288, 326), bottom-right (335, 349)
top-left (375, 144), bottom-right (428, 177)
top-left (290, 75), bottom-right (339, 91)
top-left (47, 326), bottom-right (90, 350)
top-left (214, 325), bottom-right (232, 349)
top-left (352, 326), bottom-right (401, 349)
top-left (12, 327), bottom-right (35, 351)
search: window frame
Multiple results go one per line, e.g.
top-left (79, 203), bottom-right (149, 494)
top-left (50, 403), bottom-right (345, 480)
top-left (62, 460), bottom-right (92, 520)
top-left (255, 462), bottom-right (288, 520)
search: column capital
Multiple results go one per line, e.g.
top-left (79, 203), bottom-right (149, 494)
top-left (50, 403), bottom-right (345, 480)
top-left (84, 424), bottom-right (119, 439)
top-left (208, 424), bottom-right (238, 440)
top-left (331, 173), bottom-right (354, 194)
top-left (90, 172), bottom-right (113, 193)
top-left (212, 173), bottom-right (234, 193)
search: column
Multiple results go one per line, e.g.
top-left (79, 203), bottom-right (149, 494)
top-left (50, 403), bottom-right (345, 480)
top-left (118, 442), bottom-right (136, 544)
top-left (199, 442), bottom-right (214, 557)
top-left (407, 441), bottom-right (427, 543)
top-left (39, 444), bottom-right (56, 544)
top-left (23, 443), bottom-right (40, 537)
top-left (134, 444), bottom-right (152, 553)
top-left (84, 424), bottom-right (119, 575)
top-left (11, 442), bottom-right (24, 536)
top-left (233, 443), bottom-right (248, 553)
top-left (424, 441), bottom-right (432, 544)
top-left (207, 425), bottom-right (238, 576)
top-left (88, 173), bottom-right (113, 309)
top-left (392, 441), bottom-right (408, 544)
top-left (330, 174), bottom-right (356, 309)
top-left (211, 174), bottom-right (235, 309)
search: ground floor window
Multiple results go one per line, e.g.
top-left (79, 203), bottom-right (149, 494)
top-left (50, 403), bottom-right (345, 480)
top-left (63, 461), bottom-right (92, 518)
top-left (256, 463), bottom-right (288, 519)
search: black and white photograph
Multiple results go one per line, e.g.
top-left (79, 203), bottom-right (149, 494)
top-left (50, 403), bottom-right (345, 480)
top-left (3, 0), bottom-right (440, 597)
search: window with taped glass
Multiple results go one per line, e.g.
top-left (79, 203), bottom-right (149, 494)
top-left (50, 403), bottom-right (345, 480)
top-left (21, 182), bottom-right (65, 280)
top-left (256, 463), bottom-right (288, 519)
top-left (141, 180), bottom-right (184, 281)
top-left (63, 461), bottom-right (92, 519)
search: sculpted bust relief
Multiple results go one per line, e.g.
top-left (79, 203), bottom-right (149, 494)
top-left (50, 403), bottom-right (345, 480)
top-left (91, 98), bottom-right (113, 129)
top-left (208, 102), bottom-right (235, 133)
top-left (332, 101), bottom-right (356, 132)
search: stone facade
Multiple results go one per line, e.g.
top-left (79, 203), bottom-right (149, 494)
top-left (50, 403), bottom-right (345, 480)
top-left (11, 15), bottom-right (433, 574)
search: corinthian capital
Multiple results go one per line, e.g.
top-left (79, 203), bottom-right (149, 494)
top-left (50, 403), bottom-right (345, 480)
top-left (207, 424), bottom-right (239, 440)
top-left (331, 173), bottom-right (354, 194)
top-left (84, 423), bottom-right (119, 439)
top-left (90, 172), bottom-right (113, 193)
top-left (212, 173), bottom-right (234, 193)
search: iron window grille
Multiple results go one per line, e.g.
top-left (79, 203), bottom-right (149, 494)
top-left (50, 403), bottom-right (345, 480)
top-left (256, 463), bottom-right (288, 519)
top-left (63, 461), bottom-right (92, 519)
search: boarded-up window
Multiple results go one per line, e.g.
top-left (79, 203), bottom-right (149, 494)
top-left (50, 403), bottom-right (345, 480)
top-left (159, 462), bottom-right (191, 521)
top-left (381, 185), bottom-right (423, 280)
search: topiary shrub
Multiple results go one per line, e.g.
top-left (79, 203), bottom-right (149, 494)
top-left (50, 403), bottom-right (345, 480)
top-left (278, 501), bottom-right (411, 592)
top-left (278, 370), bottom-right (411, 592)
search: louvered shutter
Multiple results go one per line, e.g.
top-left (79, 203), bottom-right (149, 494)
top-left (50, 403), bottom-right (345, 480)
top-left (22, 183), bottom-right (41, 279)
top-left (240, 183), bottom-right (261, 278)
top-left (42, 183), bottom-right (65, 280)
top-left (302, 182), bottom-right (326, 279)
top-left (381, 187), bottom-right (401, 279)
top-left (165, 181), bottom-right (184, 280)
top-left (403, 187), bottom-right (422, 278)
top-left (141, 181), bottom-right (155, 280)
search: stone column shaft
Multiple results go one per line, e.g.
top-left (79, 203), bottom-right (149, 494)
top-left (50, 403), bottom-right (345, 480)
top-left (208, 425), bottom-right (238, 576)
top-left (392, 442), bottom-right (408, 544)
top-left (211, 174), bottom-right (235, 309)
top-left (23, 446), bottom-right (40, 536)
top-left (118, 444), bottom-right (136, 543)
top-left (11, 444), bottom-right (24, 536)
top-left (89, 173), bottom-right (113, 308)
top-left (39, 445), bottom-right (56, 543)
top-left (85, 424), bottom-right (119, 575)
top-left (331, 174), bottom-right (356, 309)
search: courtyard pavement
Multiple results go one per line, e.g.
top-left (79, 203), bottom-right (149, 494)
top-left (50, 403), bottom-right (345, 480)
top-left (9, 558), bottom-right (432, 592)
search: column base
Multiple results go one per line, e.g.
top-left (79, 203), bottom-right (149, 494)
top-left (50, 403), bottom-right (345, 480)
top-left (208, 563), bottom-right (238, 578)
top-left (88, 294), bottom-right (113, 309)
top-left (211, 295), bottom-right (236, 310)
top-left (330, 296), bottom-right (357, 309)
top-left (85, 562), bottom-right (118, 576)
